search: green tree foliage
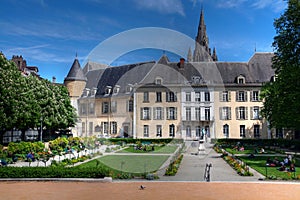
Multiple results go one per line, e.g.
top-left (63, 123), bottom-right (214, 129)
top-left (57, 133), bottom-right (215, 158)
top-left (0, 54), bottom-right (76, 137)
top-left (261, 0), bottom-right (300, 129)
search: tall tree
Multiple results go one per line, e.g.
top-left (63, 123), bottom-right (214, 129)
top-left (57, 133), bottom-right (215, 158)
top-left (261, 0), bottom-right (300, 130)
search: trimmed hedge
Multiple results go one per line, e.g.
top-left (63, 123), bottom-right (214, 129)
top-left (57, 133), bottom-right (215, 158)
top-left (108, 138), bottom-right (183, 144)
top-left (0, 166), bottom-right (108, 178)
top-left (216, 139), bottom-right (300, 151)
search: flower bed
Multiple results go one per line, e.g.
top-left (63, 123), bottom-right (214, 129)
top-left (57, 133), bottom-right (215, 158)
top-left (165, 154), bottom-right (183, 176)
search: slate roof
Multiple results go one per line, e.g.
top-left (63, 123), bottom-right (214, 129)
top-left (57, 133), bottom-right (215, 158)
top-left (65, 59), bottom-right (87, 81)
top-left (79, 52), bottom-right (274, 98)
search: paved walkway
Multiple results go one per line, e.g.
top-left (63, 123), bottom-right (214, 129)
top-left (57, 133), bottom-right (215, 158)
top-left (158, 141), bottom-right (264, 182)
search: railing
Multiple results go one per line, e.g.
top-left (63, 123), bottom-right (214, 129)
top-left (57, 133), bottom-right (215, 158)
top-left (204, 163), bottom-right (212, 182)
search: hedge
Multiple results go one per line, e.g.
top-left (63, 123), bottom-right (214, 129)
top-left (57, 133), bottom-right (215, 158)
top-left (108, 138), bottom-right (183, 144)
top-left (0, 166), bottom-right (108, 178)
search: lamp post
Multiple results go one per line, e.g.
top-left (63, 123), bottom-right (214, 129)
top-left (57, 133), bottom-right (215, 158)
top-left (40, 117), bottom-right (43, 142)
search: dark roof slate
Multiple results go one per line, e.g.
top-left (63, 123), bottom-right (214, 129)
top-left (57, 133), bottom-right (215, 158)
top-left (65, 59), bottom-right (87, 81)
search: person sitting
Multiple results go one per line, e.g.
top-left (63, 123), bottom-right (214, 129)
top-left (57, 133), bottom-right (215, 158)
top-left (272, 157), bottom-right (280, 166)
top-left (239, 146), bottom-right (245, 151)
top-left (26, 152), bottom-right (35, 162)
top-left (259, 148), bottom-right (265, 154)
top-left (266, 158), bottom-right (276, 167)
top-left (278, 164), bottom-right (286, 171)
top-left (288, 164), bottom-right (296, 172)
top-left (0, 159), bottom-right (8, 166)
top-left (281, 157), bottom-right (289, 166)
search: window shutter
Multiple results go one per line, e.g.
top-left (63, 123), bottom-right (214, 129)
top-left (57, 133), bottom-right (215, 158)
top-left (140, 108), bottom-right (143, 120)
top-left (250, 91), bottom-right (253, 102)
top-left (174, 92), bottom-right (177, 102)
top-left (245, 91), bottom-right (248, 102)
top-left (228, 107), bottom-right (232, 120)
top-left (250, 107), bottom-right (253, 119)
top-left (174, 108), bottom-right (177, 120)
top-left (161, 107), bottom-right (164, 120)
top-left (153, 107), bottom-right (156, 120)
top-left (166, 107), bottom-right (169, 119)
top-left (228, 91), bottom-right (231, 102)
top-left (236, 91), bottom-right (239, 101)
top-left (245, 107), bottom-right (248, 120)
top-left (236, 107), bottom-right (239, 120)
top-left (166, 92), bottom-right (169, 102)
top-left (219, 91), bottom-right (222, 102)
top-left (219, 107), bottom-right (223, 120)
top-left (149, 108), bottom-right (151, 120)
top-left (259, 107), bottom-right (263, 119)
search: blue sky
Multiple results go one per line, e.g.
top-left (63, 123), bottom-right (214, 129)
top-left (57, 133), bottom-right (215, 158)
top-left (0, 0), bottom-right (287, 83)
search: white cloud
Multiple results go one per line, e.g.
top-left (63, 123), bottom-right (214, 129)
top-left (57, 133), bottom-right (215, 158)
top-left (216, 0), bottom-right (247, 8)
top-left (251, 0), bottom-right (287, 13)
top-left (133, 0), bottom-right (185, 16)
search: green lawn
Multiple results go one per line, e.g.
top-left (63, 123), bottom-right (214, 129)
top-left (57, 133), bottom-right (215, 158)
top-left (239, 156), bottom-right (300, 180)
top-left (78, 155), bottom-right (169, 173)
top-left (225, 147), bottom-right (275, 155)
top-left (118, 145), bottom-right (178, 154)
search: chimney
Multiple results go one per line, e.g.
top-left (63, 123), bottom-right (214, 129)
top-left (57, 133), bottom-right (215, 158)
top-left (177, 58), bottom-right (185, 69)
top-left (52, 76), bottom-right (56, 83)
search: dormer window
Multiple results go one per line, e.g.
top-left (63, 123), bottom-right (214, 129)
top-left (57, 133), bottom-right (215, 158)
top-left (155, 77), bottom-right (163, 85)
top-left (113, 85), bottom-right (120, 95)
top-left (105, 86), bottom-right (112, 95)
top-left (91, 87), bottom-right (97, 96)
top-left (192, 76), bottom-right (201, 84)
top-left (83, 88), bottom-right (90, 97)
top-left (237, 75), bottom-right (245, 84)
top-left (126, 84), bottom-right (133, 93)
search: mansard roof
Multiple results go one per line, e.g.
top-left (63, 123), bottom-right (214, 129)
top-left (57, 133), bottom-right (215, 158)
top-left (64, 58), bottom-right (87, 82)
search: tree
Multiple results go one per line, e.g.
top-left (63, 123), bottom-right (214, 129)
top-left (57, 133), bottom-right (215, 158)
top-left (261, 0), bottom-right (300, 130)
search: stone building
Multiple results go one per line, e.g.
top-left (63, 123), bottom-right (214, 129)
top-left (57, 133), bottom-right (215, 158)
top-left (64, 9), bottom-right (276, 139)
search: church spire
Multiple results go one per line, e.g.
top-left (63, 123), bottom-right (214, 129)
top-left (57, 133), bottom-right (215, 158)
top-left (212, 47), bottom-right (218, 61)
top-left (187, 47), bottom-right (193, 62)
top-left (193, 7), bottom-right (212, 62)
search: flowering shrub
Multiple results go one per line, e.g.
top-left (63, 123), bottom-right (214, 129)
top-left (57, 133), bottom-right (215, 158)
top-left (165, 154), bottom-right (183, 176)
top-left (223, 155), bottom-right (253, 176)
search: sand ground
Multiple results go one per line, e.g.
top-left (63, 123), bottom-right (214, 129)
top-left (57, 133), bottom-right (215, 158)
top-left (1, 181), bottom-right (299, 200)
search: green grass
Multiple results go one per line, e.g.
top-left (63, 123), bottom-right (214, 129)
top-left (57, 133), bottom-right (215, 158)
top-left (225, 147), bottom-right (275, 155)
top-left (77, 155), bottom-right (169, 173)
top-left (117, 145), bottom-right (178, 154)
top-left (239, 156), bottom-right (300, 180)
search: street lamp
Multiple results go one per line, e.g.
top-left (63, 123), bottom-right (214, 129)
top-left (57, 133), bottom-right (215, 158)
top-left (40, 117), bottom-right (43, 142)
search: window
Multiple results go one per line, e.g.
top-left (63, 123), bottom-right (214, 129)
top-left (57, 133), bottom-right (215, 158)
top-left (186, 126), bottom-right (191, 137)
top-left (196, 126), bottom-right (201, 137)
top-left (143, 125), bottom-right (149, 137)
top-left (195, 92), bottom-right (201, 102)
top-left (127, 100), bottom-right (133, 112)
top-left (236, 106), bottom-right (248, 120)
top-left (89, 122), bottom-right (93, 136)
top-left (101, 122), bottom-right (108, 134)
top-left (126, 85), bottom-right (132, 93)
top-left (155, 78), bottom-right (162, 85)
top-left (89, 102), bottom-right (95, 115)
top-left (186, 92), bottom-right (191, 102)
top-left (195, 107), bottom-right (201, 120)
top-left (141, 107), bottom-right (151, 120)
top-left (156, 125), bottom-right (162, 137)
top-left (156, 92), bottom-right (162, 102)
top-left (238, 77), bottom-right (245, 84)
top-left (223, 124), bottom-right (229, 138)
top-left (95, 125), bottom-right (101, 132)
top-left (102, 102), bottom-right (109, 114)
top-left (105, 86), bottom-right (111, 95)
top-left (251, 91), bottom-right (259, 101)
top-left (205, 107), bottom-right (210, 121)
top-left (186, 107), bottom-right (191, 121)
top-left (251, 106), bottom-right (260, 120)
top-left (254, 125), bottom-right (260, 138)
top-left (82, 122), bottom-right (86, 135)
top-left (220, 107), bottom-right (231, 120)
top-left (153, 107), bottom-right (163, 120)
top-left (167, 107), bottom-right (177, 120)
top-left (110, 122), bottom-right (117, 134)
top-left (143, 92), bottom-right (149, 102)
top-left (237, 91), bottom-right (247, 102)
top-left (111, 101), bottom-right (117, 113)
top-left (80, 103), bottom-right (87, 115)
top-left (169, 124), bottom-right (175, 137)
top-left (240, 125), bottom-right (246, 137)
top-left (166, 91), bottom-right (177, 102)
top-left (113, 86), bottom-right (120, 95)
top-left (204, 91), bottom-right (210, 102)
top-left (220, 91), bottom-right (230, 102)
